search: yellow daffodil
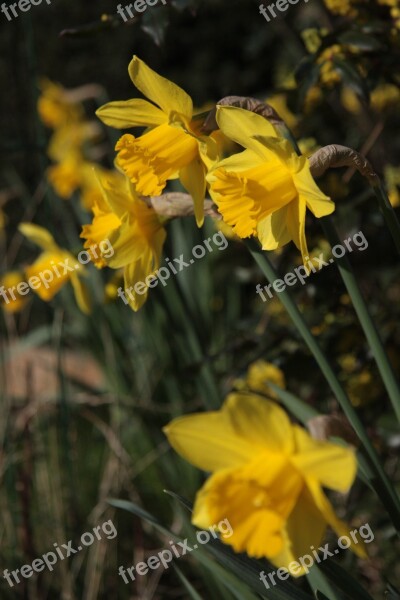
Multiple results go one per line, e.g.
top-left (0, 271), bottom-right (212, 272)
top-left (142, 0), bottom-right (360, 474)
top-left (81, 170), bottom-right (166, 311)
top-left (207, 106), bottom-right (335, 265)
top-left (0, 271), bottom-right (29, 314)
top-left (96, 56), bottom-right (219, 226)
top-left (38, 80), bottom-right (83, 130)
top-left (245, 360), bottom-right (286, 398)
top-left (19, 223), bottom-right (91, 314)
top-left (164, 393), bottom-right (363, 575)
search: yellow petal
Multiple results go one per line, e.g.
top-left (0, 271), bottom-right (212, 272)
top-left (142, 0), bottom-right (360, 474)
top-left (70, 272), bottom-right (91, 314)
top-left (163, 411), bottom-right (255, 472)
top-left (96, 99), bottom-right (166, 129)
top-left (19, 223), bottom-right (59, 253)
top-left (25, 252), bottom-right (72, 301)
top-left (291, 425), bottom-right (357, 492)
top-left (128, 56), bottom-right (193, 120)
top-left (257, 206), bottom-right (292, 250)
top-left (271, 486), bottom-right (327, 576)
top-left (305, 478), bottom-right (367, 558)
top-left (223, 393), bottom-right (295, 454)
top-left (216, 106), bottom-right (278, 158)
top-left (179, 158), bottom-right (206, 227)
top-left (294, 160), bottom-right (335, 217)
top-left (285, 196), bottom-right (309, 265)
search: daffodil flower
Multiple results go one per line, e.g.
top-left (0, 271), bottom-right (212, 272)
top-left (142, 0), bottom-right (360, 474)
top-left (19, 223), bottom-right (91, 314)
top-left (0, 271), bottom-right (29, 314)
top-left (81, 170), bottom-right (166, 311)
top-left (96, 56), bottom-right (219, 226)
top-left (164, 393), bottom-right (364, 575)
top-left (207, 106), bottom-right (335, 265)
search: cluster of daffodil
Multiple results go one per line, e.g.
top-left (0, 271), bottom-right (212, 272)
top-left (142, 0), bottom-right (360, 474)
top-left (85, 56), bottom-right (334, 313)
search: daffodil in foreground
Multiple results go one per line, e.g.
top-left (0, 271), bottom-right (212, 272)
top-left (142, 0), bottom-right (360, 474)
top-left (164, 393), bottom-right (365, 575)
top-left (96, 56), bottom-right (219, 226)
top-left (207, 106), bottom-right (335, 265)
top-left (19, 223), bottom-right (91, 314)
top-left (81, 170), bottom-right (166, 311)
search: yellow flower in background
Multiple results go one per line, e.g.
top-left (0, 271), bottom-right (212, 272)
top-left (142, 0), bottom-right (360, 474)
top-left (96, 56), bottom-right (219, 226)
top-left (38, 80), bottom-right (83, 129)
top-left (19, 223), bottom-right (91, 314)
top-left (164, 393), bottom-right (363, 574)
top-left (81, 170), bottom-right (166, 311)
top-left (0, 271), bottom-right (29, 314)
top-left (370, 83), bottom-right (400, 113)
top-left (245, 360), bottom-right (286, 398)
top-left (323, 0), bottom-right (357, 16)
top-left (207, 106), bottom-right (335, 265)
top-left (266, 93), bottom-right (299, 132)
top-left (384, 165), bottom-right (400, 207)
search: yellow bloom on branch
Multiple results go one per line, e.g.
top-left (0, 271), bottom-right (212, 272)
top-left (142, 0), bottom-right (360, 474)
top-left (96, 56), bottom-right (219, 226)
top-left (81, 171), bottom-right (166, 311)
top-left (19, 223), bottom-right (91, 314)
top-left (164, 394), bottom-right (363, 575)
top-left (207, 106), bottom-right (335, 265)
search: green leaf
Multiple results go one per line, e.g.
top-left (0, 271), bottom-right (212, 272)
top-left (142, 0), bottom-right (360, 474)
top-left (320, 559), bottom-right (375, 600)
top-left (306, 565), bottom-right (345, 600)
top-left (338, 31), bottom-right (383, 52)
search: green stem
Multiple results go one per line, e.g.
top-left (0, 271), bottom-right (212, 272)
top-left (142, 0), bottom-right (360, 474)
top-left (372, 182), bottom-right (400, 257)
top-left (246, 238), bottom-right (400, 532)
top-left (322, 216), bottom-right (400, 423)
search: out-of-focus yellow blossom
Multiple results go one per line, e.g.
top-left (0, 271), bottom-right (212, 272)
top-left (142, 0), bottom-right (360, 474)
top-left (164, 393), bottom-right (364, 574)
top-left (0, 271), bottom-right (29, 314)
top-left (384, 165), bottom-right (400, 207)
top-left (266, 93), bottom-right (299, 132)
top-left (370, 84), bottom-right (400, 113)
top-left (347, 370), bottom-right (381, 407)
top-left (81, 170), bottom-right (166, 311)
top-left (104, 270), bottom-right (124, 301)
top-left (96, 56), bottom-right (220, 226)
top-left (323, 0), bottom-right (357, 16)
top-left (341, 87), bottom-right (363, 114)
top-left (244, 360), bottom-right (285, 398)
top-left (338, 354), bottom-right (358, 374)
top-left (304, 85), bottom-right (323, 113)
top-left (298, 138), bottom-right (319, 156)
top-left (301, 28), bottom-right (324, 54)
top-left (317, 46), bottom-right (344, 87)
top-left (207, 106), bottom-right (334, 266)
top-left (19, 223), bottom-right (91, 314)
top-left (38, 80), bottom-right (83, 129)
top-left (378, 0), bottom-right (400, 28)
